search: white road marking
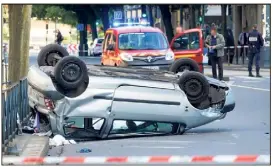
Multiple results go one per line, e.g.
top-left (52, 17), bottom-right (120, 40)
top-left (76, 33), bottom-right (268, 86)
top-left (231, 134), bottom-right (239, 139)
top-left (242, 80), bottom-right (261, 83)
top-left (231, 84), bottom-right (270, 91)
top-left (125, 146), bottom-right (185, 149)
top-left (235, 76), bottom-right (265, 80)
top-left (226, 81), bottom-right (235, 86)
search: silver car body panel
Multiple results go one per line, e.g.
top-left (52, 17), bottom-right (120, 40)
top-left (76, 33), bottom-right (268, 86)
top-left (27, 65), bottom-right (235, 138)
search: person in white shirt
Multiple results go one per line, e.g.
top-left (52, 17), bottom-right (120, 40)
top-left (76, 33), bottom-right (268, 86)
top-left (238, 27), bottom-right (249, 57)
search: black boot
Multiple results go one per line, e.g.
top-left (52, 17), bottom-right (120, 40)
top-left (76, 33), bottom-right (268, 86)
top-left (249, 71), bottom-right (254, 77)
top-left (256, 70), bottom-right (262, 78)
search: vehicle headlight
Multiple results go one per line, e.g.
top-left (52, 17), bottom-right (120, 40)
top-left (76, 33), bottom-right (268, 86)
top-left (120, 53), bottom-right (134, 62)
top-left (165, 51), bottom-right (175, 61)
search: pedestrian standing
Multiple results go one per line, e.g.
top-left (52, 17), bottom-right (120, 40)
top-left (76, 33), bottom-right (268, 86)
top-left (205, 27), bottom-right (226, 80)
top-left (247, 24), bottom-right (264, 77)
top-left (56, 29), bottom-right (64, 45)
top-left (225, 28), bottom-right (235, 64)
top-left (238, 27), bottom-right (249, 58)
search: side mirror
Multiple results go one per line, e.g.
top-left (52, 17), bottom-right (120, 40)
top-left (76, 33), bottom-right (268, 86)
top-left (107, 44), bottom-right (115, 51)
top-left (173, 42), bottom-right (181, 49)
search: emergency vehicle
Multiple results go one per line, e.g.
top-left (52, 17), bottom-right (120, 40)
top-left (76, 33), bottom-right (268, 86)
top-left (170, 28), bottom-right (208, 73)
top-left (101, 22), bottom-right (208, 73)
top-left (101, 23), bottom-right (175, 70)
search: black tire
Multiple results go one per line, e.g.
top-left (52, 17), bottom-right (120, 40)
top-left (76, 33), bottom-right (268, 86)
top-left (178, 71), bottom-right (209, 104)
top-left (54, 56), bottom-right (88, 89)
top-left (37, 44), bottom-right (69, 67)
top-left (169, 58), bottom-right (200, 73)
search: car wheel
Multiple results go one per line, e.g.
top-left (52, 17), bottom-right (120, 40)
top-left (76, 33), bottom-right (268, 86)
top-left (37, 44), bottom-right (69, 67)
top-left (169, 58), bottom-right (200, 73)
top-left (54, 56), bottom-right (88, 90)
top-left (178, 71), bottom-right (209, 104)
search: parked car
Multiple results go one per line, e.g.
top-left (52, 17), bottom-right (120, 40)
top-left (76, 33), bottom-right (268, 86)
top-left (90, 38), bottom-right (103, 56)
top-left (27, 44), bottom-right (235, 139)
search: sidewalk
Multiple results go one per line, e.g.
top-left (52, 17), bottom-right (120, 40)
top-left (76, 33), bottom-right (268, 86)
top-left (3, 134), bottom-right (49, 165)
top-left (204, 64), bottom-right (270, 72)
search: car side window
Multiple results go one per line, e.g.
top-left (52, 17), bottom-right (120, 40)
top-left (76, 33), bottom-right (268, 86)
top-left (174, 32), bottom-right (200, 51)
top-left (112, 35), bottom-right (116, 46)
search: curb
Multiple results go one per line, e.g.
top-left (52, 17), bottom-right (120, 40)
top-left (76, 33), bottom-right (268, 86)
top-left (2, 155), bottom-right (270, 165)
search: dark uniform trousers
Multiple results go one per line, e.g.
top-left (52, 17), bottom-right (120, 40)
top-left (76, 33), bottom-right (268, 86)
top-left (248, 51), bottom-right (260, 72)
top-left (210, 55), bottom-right (223, 80)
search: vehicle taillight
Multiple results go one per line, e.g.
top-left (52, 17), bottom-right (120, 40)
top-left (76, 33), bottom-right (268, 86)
top-left (44, 98), bottom-right (55, 110)
top-left (96, 44), bottom-right (101, 47)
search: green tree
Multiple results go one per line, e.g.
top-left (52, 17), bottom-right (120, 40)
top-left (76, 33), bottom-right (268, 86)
top-left (32, 5), bottom-right (77, 26)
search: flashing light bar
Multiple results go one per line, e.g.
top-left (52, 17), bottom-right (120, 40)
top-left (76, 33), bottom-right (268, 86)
top-left (113, 22), bottom-right (151, 27)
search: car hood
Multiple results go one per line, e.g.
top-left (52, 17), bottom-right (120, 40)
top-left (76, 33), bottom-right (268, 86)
top-left (120, 49), bottom-right (169, 57)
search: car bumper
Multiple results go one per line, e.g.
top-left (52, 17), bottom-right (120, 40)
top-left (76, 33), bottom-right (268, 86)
top-left (221, 87), bottom-right (235, 114)
top-left (125, 59), bottom-right (173, 71)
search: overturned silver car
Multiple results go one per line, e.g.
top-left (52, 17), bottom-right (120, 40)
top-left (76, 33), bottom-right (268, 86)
top-left (27, 44), bottom-right (235, 139)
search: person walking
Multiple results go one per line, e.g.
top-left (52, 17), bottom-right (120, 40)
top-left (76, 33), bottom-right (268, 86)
top-left (205, 27), bottom-right (226, 81)
top-left (55, 29), bottom-right (64, 45)
top-left (238, 27), bottom-right (249, 58)
top-left (247, 24), bottom-right (264, 77)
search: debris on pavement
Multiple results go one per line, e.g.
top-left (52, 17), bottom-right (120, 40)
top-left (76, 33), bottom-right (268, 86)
top-left (49, 134), bottom-right (76, 147)
top-left (76, 148), bottom-right (92, 153)
top-left (22, 110), bottom-right (51, 135)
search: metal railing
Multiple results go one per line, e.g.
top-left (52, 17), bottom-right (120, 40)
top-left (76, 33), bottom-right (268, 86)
top-left (1, 48), bottom-right (31, 152)
top-left (207, 45), bottom-right (271, 68)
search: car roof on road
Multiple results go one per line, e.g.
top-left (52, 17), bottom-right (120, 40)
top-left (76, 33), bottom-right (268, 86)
top-left (107, 26), bottom-right (162, 34)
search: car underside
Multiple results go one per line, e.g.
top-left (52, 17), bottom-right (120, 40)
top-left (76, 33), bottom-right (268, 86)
top-left (27, 44), bottom-right (235, 139)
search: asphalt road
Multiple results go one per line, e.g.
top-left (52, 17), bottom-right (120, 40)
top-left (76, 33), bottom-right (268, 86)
top-left (40, 54), bottom-right (270, 157)
top-left (8, 52), bottom-right (269, 158)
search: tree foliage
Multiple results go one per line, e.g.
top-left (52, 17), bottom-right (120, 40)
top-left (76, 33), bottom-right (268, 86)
top-left (32, 5), bottom-right (77, 26)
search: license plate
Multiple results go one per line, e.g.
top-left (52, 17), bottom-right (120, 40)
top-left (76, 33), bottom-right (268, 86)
top-left (141, 66), bottom-right (160, 70)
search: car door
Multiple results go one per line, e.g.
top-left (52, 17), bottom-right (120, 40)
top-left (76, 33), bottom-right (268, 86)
top-left (110, 86), bottom-right (184, 124)
top-left (170, 29), bottom-right (206, 72)
top-left (108, 34), bottom-right (117, 66)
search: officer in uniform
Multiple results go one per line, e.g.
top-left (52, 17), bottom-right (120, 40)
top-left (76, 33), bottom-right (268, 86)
top-left (248, 24), bottom-right (264, 77)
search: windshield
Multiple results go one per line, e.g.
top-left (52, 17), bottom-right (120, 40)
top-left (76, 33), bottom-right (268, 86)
top-left (118, 32), bottom-right (169, 50)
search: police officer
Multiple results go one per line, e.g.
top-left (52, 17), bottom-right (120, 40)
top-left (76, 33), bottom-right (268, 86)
top-left (248, 24), bottom-right (264, 77)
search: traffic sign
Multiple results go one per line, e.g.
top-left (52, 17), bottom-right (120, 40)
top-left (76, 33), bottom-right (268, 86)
top-left (114, 11), bottom-right (122, 20)
top-left (77, 24), bottom-right (84, 31)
